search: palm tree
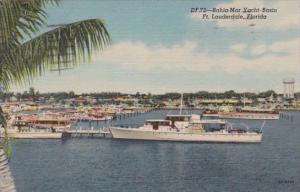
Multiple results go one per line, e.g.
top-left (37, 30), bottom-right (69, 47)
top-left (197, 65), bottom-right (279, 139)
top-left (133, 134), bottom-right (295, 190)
top-left (0, 0), bottom-right (111, 191)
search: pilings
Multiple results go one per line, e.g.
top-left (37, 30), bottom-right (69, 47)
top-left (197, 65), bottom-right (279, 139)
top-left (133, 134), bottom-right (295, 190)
top-left (113, 107), bottom-right (202, 120)
top-left (64, 108), bottom-right (159, 138)
top-left (114, 107), bottom-right (158, 120)
top-left (279, 112), bottom-right (294, 122)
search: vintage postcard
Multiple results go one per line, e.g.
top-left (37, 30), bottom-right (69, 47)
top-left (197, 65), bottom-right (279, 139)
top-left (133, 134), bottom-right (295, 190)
top-left (0, 0), bottom-right (299, 192)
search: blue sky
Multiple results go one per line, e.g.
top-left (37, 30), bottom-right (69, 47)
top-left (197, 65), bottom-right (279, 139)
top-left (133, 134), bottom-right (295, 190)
top-left (11, 0), bottom-right (300, 93)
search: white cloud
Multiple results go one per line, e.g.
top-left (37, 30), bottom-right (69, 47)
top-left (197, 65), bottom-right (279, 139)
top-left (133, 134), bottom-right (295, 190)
top-left (252, 44), bottom-right (267, 55)
top-left (93, 41), bottom-right (211, 72)
top-left (93, 39), bottom-right (299, 75)
top-left (190, 0), bottom-right (300, 30)
top-left (230, 43), bottom-right (247, 53)
top-left (270, 38), bottom-right (300, 53)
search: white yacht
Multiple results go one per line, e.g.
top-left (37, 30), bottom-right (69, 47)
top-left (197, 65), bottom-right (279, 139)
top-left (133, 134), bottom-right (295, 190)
top-left (109, 114), bottom-right (263, 143)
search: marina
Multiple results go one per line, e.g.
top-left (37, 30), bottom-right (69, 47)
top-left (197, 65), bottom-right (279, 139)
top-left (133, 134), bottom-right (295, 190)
top-left (0, 0), bottom-right (299, 191)
top-left (5, 108), bottom-right (295, 141)
top-left (1, 102), bottom-right (297, 143)
top-left (7, 109), bottom-right (300, 192)
top-left (0, 98), bottom-right (291, 141)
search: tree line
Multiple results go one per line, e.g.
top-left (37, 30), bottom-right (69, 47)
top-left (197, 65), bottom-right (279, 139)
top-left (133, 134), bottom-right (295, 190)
top-left (1, 87), bottom-right (298, 103)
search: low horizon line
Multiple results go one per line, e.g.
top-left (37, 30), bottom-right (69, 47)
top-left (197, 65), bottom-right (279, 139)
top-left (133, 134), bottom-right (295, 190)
top-left (5, 89), bottom-right (300, 95)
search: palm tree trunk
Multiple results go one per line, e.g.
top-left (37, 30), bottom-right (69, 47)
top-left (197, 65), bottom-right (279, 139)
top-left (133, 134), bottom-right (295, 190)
top-left (0, 149), bottom-right (16, 192)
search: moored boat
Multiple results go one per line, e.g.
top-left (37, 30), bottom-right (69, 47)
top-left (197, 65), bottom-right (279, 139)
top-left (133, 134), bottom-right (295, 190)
top-left (5, 129), bottom-right (62, 139)
top-left (110, 114), bottom-right (263, 143)
top-left (4, 114), bottom-right (72, 139)
top-left (218, 107), bottom-right (279, 120)
top-left (202, 108), bottom-right (219, 117)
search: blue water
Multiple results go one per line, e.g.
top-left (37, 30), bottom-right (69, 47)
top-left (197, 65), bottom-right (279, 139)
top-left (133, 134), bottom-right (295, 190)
top-left (9, 110), bottom-right (300, 192)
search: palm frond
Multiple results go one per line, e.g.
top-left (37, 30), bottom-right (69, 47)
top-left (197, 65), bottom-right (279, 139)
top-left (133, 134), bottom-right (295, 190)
top-left (0, 2), bottom-right (110, 192)
top-left (0, 0), bottom-right (61, 50)
top-left (0, 19), bottom-right (111, 88)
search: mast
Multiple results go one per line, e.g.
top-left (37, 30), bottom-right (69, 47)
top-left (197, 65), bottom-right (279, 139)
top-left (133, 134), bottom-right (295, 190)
top-left (180, 92), bottom-right (183, 115)
top-left (243, 92), bottom-right (246, 108)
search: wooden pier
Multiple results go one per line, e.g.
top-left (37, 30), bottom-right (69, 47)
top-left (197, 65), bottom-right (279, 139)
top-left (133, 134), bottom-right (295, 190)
top-left (113, 107), bottom-right (158, 120)
top-left (63, 129), bottom-right (111, 138)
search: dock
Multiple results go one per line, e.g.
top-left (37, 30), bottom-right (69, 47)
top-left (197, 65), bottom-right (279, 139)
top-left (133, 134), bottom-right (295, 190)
top-left (63, 129), bottom-right (111, 138)
top-left (113, 107), bottom-right (158, 120)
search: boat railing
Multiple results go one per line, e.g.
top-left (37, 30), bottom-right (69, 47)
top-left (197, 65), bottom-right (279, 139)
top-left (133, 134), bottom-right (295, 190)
top-left (226, 122), bottom-right (251, 132)
top-left (111, 123), bottom-right (142, 128)
top-left (253, 130), bottom-right (263, 134)
top-left (240, 123), bottom-right (250, 132)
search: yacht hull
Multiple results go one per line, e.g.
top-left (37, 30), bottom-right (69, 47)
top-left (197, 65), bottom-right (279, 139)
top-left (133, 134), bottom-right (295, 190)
top-left (6, 132), bottom-right (62, 139)
top-left (109, 128), bottom-right (262, 143)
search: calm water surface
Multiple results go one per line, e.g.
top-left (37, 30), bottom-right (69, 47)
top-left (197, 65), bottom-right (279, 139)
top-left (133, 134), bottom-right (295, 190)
top-left (9, 110), bottom-right (300, 192)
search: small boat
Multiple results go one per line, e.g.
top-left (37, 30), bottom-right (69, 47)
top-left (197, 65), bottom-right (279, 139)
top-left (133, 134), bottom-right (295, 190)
top-left (12, 115), bottom-right (72, 131)
top-left (70, 114), bottom-right (113, 121)
top-left (202, 108), bottom-right (219, 117)
top-left (5, 114), bottom-right (72, 139)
